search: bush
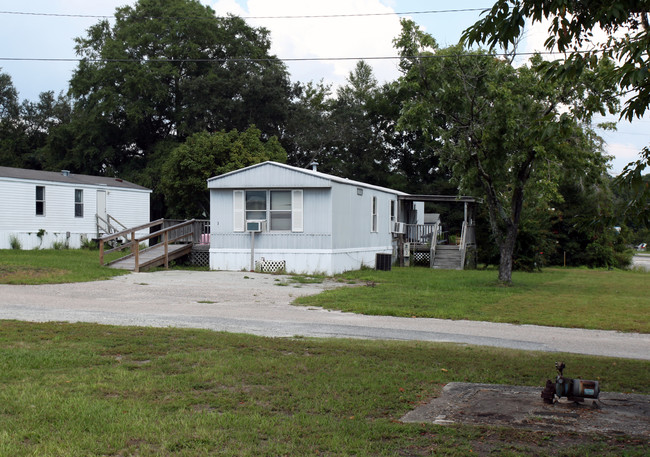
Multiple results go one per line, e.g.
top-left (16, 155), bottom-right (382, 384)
top-left (9, 235), bottom-right (22, 250)
top-left (80, 236), bottom-right (99, 250)
top-left (51, 240), bottom-right (69, 250)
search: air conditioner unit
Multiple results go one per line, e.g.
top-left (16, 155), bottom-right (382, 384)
top-left (246, 220), bottom-right (266, 232)
top-left (392, 222), bottom-right (406, 234)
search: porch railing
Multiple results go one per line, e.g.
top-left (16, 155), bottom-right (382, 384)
top-left (460, 221), bottom-right (468, 269)
top-left (163, 219), bottom-right (210, 244)
top-left (429, 221), bottom-right (440, 268)
top-left (97, 214), bottom-right (129, 239)
top-left (404, 224), bottom-right (437, 244)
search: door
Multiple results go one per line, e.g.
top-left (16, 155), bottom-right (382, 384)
top-left (96, 190), bottom-right (107, 232)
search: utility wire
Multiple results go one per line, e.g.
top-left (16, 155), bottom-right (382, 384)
top-left (0, 8), bottom-right (489, 21)
top-left (0, 49), bottom-right (606, 64)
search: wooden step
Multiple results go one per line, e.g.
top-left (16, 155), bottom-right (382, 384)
top-left (432, 244), bottom-right (462, 270)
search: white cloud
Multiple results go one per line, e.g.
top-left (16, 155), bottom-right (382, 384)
top-left (210, 0), bottom-right (403, 86)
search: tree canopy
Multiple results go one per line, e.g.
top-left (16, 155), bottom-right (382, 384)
top-left (161, 126), bottom-right (286, 218)
top-left (462, 0), bottom-right (650, 226)
top-left (395, 19), bottom-right (617, 283)
top-left (51, 0), bottom-right (292, 215)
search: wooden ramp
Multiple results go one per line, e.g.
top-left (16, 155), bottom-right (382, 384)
top-left (99, 219), bottom-right (206, 272)
top-left (108, 243), bottom-right (193, 271)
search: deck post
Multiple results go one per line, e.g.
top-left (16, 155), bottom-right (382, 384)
top-left (164, 231), bottom-right (169, 269)
top-left (134, 242), bottom-right (140, 273)
top-left (99, 240), bottom-right (104, 266)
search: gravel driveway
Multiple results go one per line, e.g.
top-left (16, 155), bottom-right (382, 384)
top-left (1, 270), bottom-right (648, 360)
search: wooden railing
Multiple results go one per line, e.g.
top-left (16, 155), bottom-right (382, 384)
top-left (99, 218), bottom-right (163, 266)
top-left (97, 214), bottom-right (129, 239)
top-left (404, 224), bottom-right (437, 244)
top-left (163, 219), bottom-right (210, 244)
top-left (429, 221), bottom-right (440, 268)
top-left (459, 221), bottom-right (468, 269)
top-left (99, 218), bottom-right (201, 271)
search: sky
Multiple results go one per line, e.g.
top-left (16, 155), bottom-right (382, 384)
top-left (0, 0), bottom-right (647, 175)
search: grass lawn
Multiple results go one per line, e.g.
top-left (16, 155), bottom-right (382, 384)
top-left (295, 267), bottom-right (650, 333)
top-left (0, 321), bottom-right (648, 457)
top-left (0, 249), bottom-right (129, 284)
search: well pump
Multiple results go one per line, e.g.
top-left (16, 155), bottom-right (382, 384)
top-left (541, 362), bottom-right (600, 404)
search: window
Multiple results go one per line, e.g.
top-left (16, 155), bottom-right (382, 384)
top-left (245, 190), bottom-right (266, 221)
top-left (35, 186), bottom-right (45, 216)
top-left (235, 190), bottom-right (303, 233)
top-left (74, 189), bottom-right (84, 218)
top-left (371, 196), bottom-right (378, 232)
top-left (389, 200), bottom-right (396, 232)
top-left (270, 191), bottom-right (291, 231)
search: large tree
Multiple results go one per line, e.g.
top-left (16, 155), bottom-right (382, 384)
top-left (0, 70), bottom-right (22, 167)
top-left (462, 0), bottom-right (650, 226)
top-left (66, 0), bottom-right (291, 183)
top-left (161, 126), bottom-right (286, 218)
top-left (0, 70), bottom-right (72, 171)
top-left (283, 63), bottom-right (451, 195)
top-left (395, 20), bottom-right (617, 283)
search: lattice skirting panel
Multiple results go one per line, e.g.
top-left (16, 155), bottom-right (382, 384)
top-left (190, 249), bottom-right (210, 267)
top-left (412, 251), bottom-right (430, 266)
top-left (255, 259), bottom-right (287, 273)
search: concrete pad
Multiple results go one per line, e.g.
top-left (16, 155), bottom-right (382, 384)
top-left (401, 382), bottom-right (650, 437)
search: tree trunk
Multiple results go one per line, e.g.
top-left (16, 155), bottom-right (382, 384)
top-left (498, 223), bottom-right (518, 284)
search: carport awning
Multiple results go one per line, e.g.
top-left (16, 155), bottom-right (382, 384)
top-left (398, 195), bottom-right (481, 204)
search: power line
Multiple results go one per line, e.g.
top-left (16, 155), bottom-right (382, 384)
top-left (0, 48), bottom-right (606, 64)
top-left (0, 8), bottom-right (489, 21)
top-left (0, 51), bottom-right (587, 64)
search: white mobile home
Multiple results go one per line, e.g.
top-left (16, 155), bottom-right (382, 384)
top-left (0, 166), bottom-right (151, 250)
top-left (207, 161), bottom-right (422, 275)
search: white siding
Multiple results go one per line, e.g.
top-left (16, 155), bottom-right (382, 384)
top-left (0, 177), bottom-right (150, 249)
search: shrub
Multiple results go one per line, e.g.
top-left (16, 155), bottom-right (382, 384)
top-left (9, 235), bottom-right (22, 250)
top-left (80, 236), bottom-right (98, 250)
top-left (51, 240), bottom-right (69, 250)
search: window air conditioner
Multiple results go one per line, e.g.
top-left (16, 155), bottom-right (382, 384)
top-left (246, 220), bottom-right (266, 232)
top-left (392, 222), bottom-right (406, 234)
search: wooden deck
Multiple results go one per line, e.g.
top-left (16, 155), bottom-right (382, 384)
top-left (108, 243), bottom-right (194, 271)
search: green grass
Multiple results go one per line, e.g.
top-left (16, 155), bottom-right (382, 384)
top-left (296, 267), bottom-right (650, 333)
top-left (0, 249), bottom-right (129, 284)
top-left (0, 321), bottom-right (647, 457)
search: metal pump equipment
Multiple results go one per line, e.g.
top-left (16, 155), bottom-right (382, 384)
top-left (541, 362), bottom-right (600, 404)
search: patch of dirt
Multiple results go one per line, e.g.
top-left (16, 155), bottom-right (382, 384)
top-left (401, 382), bottom-right (650, 438)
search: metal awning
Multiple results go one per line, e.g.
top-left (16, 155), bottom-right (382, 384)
top-left (398, 194), bottom-right (482, 204)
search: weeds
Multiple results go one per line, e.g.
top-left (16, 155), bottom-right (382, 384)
top-left (0, 321), bottom-right (647, 457)
top-left (9, 235), bottom-right (21, 250)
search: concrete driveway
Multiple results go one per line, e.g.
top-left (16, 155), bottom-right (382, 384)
top-left (1, 270), bottom-right (648, 360)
